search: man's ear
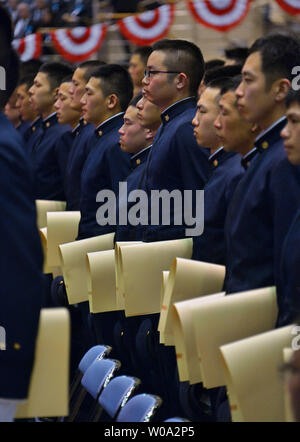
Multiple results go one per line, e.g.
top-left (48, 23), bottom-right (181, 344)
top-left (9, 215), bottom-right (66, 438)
top-left (273, 78), bottom-right (291, 103)
top-left (107, 93), bottom-right (118, 110)
top-left (53, 87), bottom-right (59, 102)
top-left (145, 128), bottom-right (154, 141)
top-left (175, 72), bottom-right (188, 91)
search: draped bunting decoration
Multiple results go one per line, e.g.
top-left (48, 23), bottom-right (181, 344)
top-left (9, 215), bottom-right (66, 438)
top-left (117, 4), bottom-right (175, 46)
top-left (50, 23), bottom-right (108, 62)
top-left (12, 33), bottom-right (42, 61)
top-left (187, 0), bottom-right (251, 32)
top-left (274, 0), bottom-right (300, 15)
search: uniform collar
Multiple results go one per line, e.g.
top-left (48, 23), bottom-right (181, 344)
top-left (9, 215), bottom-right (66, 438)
top-left (42, 112), bottom-right (58, 129)
top-left (241, 147), bottom-right (258, 170)
top-left (208, 146), bottom-right (235, 169)
top-left (30, 116), bottom-right (42, 133)
top-left (161, 97), bottom-right (196, 125)
top-left (130, 144), bottom-right (152, 170)
top-left (254, 117), bottom-right (287, 153)
top-left (95, 112), bottom-right (124, 138)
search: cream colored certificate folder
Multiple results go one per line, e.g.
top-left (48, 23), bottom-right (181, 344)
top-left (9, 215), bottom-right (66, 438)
top-left (283, 347), bottom-right (296, 422)
top-left (172, 293), bottom-right (225, 383)
top-left (191, 286), bottom-right (278, 389)
top-left (219, 325), bottom-right (294, 422)
top-left (159, 258), bottom-right (225, 345)
top-left (160, 271), bottom-right (170, 312)
top-left (39, 227), bottom-right (52, 274)
top-left (87, 249), bottom-right (119, 313)
top-left (36, 200), bottom-right (66, 229)
top-left (114, 242), bottom-right (143, 310)
top-left (47, 211), bottom-right (81, 268)
top-left (59, 233), bottom-right (115, 305)
top-left (119, 238), bottom-right (193, 317)
top-left (15, 308), bottom-right (70, 418)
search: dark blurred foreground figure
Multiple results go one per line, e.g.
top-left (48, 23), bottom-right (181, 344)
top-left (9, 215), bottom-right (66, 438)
top-left (0, 5), bottom-right (44, 421)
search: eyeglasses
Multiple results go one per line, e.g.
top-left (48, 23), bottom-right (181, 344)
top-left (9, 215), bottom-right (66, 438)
top-left (144, 69), bottom-right (180, 79)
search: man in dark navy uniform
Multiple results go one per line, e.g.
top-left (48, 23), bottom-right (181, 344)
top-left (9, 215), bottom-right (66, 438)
top-left (29, 62), bottom-right (73, 201)
top-left (77, 64), bottom-right (132, 240)
top-left (0, 6), bottom-right (44, 421)
top-left (276, 88), bottom-right (300, 327)
top-left (65, 60), bottom-right (105, 211)
top-left (224, 34), bottom-right (300, 296)
top-left (15, 73), bottom-right (41, 151)
top-left (54, 74), bottom-right (82, 192)
top-left (140, 39), bottom-right (211, 242)
top-left (192, 76), bottom-right (252, 266)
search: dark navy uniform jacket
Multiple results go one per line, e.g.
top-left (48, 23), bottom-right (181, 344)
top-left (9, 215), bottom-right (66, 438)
top-left (276, 209), bottom-right (300, 326)
top-left (77, 113), bottom-right (131, 240)
top-left (55, 128), bottom-right (78, 194)
top-left (24, 117), bottom-right (43, 154)
top-left (114, 144), bottom-right (152, 242)
top-left (16, 119), bottom-right (30, 141)
top-left (224, 118), bottom-right (300, 295)
top-left (192, 147), bottom-right (244, 266)
top-left (64, 119), bottom-right (95, 211)
top-left (138, 97), bottom-right (211, 242)
top-left (30, 112), bottom-right (70, 201)
top-left (0, 113), bottom-right (44, 399)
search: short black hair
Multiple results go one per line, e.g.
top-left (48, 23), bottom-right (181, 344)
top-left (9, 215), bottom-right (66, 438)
top-left (61, 74), bottom-right (73, 84)
top-left (90, 64), bottom-right (133, 112)
top-left (129, 92), bottom-right (143, 108)
top-left (224, 47), bottom-right (249, 65)
top-left (152, 39), bottom-right (205, 96)
top-left (220, 75), bottom-right (242, 96)
top-left (204, 64), bottom-right (242, 86)
top-left (205, 59), bottom-right (225, 71)
top-left (285, 88), bottom-right (300, 108)
top-left (206, 76), bottom-right (234, 92)
top-left (249, 33), bottom-right (300, 88)
top-left (78, 60), bottom-right (106, 82)
top-left (18, 72), bottom-right (36, 90)
top-left (131, 46), bottom-right (153, 65)
top-left (39, 62), bottom-right (74, 90)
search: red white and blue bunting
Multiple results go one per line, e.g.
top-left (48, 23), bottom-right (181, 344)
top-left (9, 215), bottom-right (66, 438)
top-left (12, 33), bottom-right (42, 61)
top-left (50, 23), bottom-right (107, 62)
top-left (275, 0), bottom-right (300, 15)
top-left (117, 4), bottom-right (175, 46)
top-left (188, 0), bottom-right (251, 32)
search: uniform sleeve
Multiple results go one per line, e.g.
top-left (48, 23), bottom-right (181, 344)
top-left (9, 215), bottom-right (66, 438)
top-left (0, 141), bottom-right (44, 399)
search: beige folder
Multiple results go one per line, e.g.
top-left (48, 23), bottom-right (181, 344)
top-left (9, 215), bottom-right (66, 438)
top-left (87, 249), bottom-right (119, 313)
top-left (172, 293), bottom-right (225, 383)
top-left (59, 233), bottom-right (115, 305)
top-left (39, 227), bottom-right (52, 274)
top-left (219, 325), bottom-right (294, 422)
top-left (47, 211), bottom-right (81, 268)
top-left (283, 347), bottom-right (296, 422)
top-left (190, 286), bottom-right (278, 389)
top-left (160, 271), bottom-right (170, 313)
top-left (119, 238), bottom-right (193, 317)
top-left (36, 200), bottom-right (66, 229)
top-left (15, 308), bottom-right (70, 418)
top-left (159, 258), bottom-right (225, 345)
top-left (114, 242), bottom-right (143, 310)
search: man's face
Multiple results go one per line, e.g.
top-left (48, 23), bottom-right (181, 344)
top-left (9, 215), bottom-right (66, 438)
top-left (235, 51), bottom-right (276, 126)
top-left (69, 67), bottom-right (87, 112)
top-left (214, 90), bottom-right (254, 153)
top-left (192, 86), bottom-right (220, 149)
top-left (118, 105), bottom-right (148, 154)
top-left (281, 101), bottom-right (300, 165)
top-left (4, 90), bottom-right (20, 125)
top-left (129, 54), bottom-right (145, 89)
top-left (54, 82), bottom-right (81, 126)
top-left (16, 83), bottom-right (37, 122)
top-left (29, 72), bottom-right (55, 115)
top-left (142, 50), bottom-right (177, 112)
top-left (80, 76), bottom-right (107, 126)
top-left (136, 96), bottom-right (161, 131)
